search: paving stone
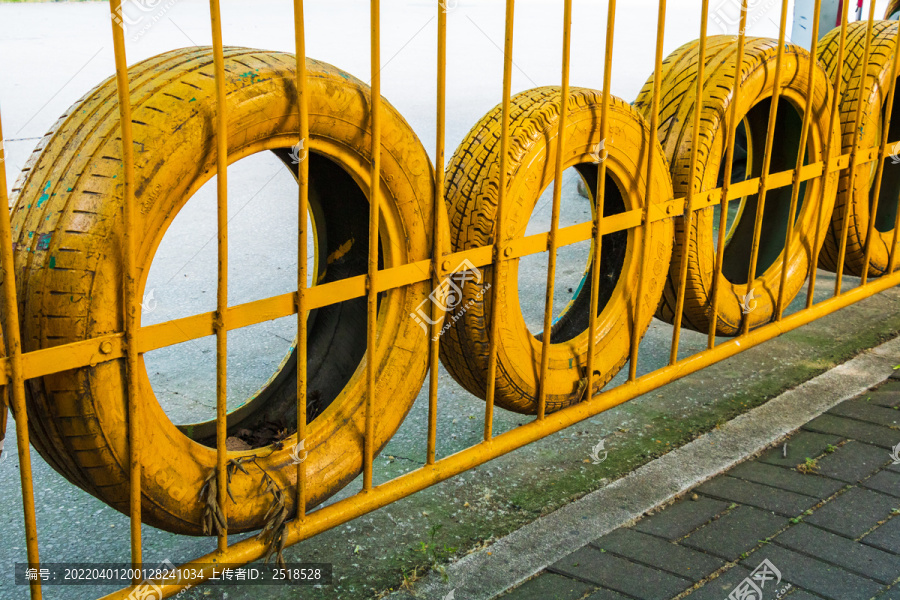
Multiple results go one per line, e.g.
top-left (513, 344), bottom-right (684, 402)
top-left (815, 440), bottom-right (892, 483)
top-left (740, 544), bottom-right (884, 600)
top-left (829, 400), bottom-right (900, 427)
top-left (874, 588), bottom-right (900, 600)
top-left (773, 523), bottom-right (900, 584)
top-left (697, 476), bottom-right (819, 517)
top-left (862, 517), bottom-right (900, 554)
top-left (591, 528), bottom-right (724, 582)
top-left (583, 589), bottom-right (632, 600)
top-left (632, 497), bottom-right (728, 541)
top-left (729, 461), bottom-right (845, 499)
top-left (503, 572), bottom-right (594, 600)
top-left (785, 592), bottom-right (829, 600)
top-left (758, 432), bottom-right (843, 468)
top-left (863, 469), bottom-right (900, 498)
top-left (682, 505), bottom-right (787, 560)
top-left (633, 497), bottom-right (728, 540)
top-left (804, 414), bottom-right (900, 449)
top-left (861, 391), bottom-right (900, 409)
top-left (549, 546), bottom-right (691, 600)
top-left (805, 487), bottom-right (899, 538)
top-left (680, 566), bottom-right (753, 600)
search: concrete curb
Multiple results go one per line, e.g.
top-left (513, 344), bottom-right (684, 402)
top-left (390, 336), bottom-right (900, 600)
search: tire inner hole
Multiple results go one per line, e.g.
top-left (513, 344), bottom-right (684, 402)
top-left (715, 97), bottom-right (809, 284)
top-left (517, 163), bottom-right (627, 344)
top-left (143, 149), bottom-right (381, 449)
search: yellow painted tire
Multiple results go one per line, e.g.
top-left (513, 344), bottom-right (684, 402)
top-left (886, 0), bottom-right (900, 19)
top-left (634, 36), bottom-right (838, 336)
top-left (5, 47), bottom-right (437, 535)
top-left (439, 88), bottom-right (674, 415)
top-left (0, 325), bottom-right (6, 463)
top-left (817, 21), bottom-right (900, 277)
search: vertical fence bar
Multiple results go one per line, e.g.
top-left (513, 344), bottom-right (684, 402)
top-left (108, 0), bottom-right (142, 568)
top-left (0, 112), bottom-right (42, 600)
top-left (741, 0), bottom-right (789, 335)
top-left (776, 0), bottom-right (822, 319)
top-left (208, 0), bottom-right (230, 552)
top-left (584, 0), bottom-right (616, 397)
top-left (834, 1), bottom-right (877, 294)
top-left (483, 0), bottom-right (515, 441)
top-left (628, 0), bottom-right (667, 381)
top-left (807, 4), bottom-right (849, 307)
top-left (536, 0), bottom-right (573, 420)
top-left (669, 0), bottom-right (709, 365)
top-left (292, 0), bottom-right (310, 518)
top-left (860, 16), bottom-right (900, 284)
top-left (364, 0), bottom-right (382, 491)
top-left (708, 1), bottom-right (748, 349)
top-left (427, 0), bottom-right (447, 463)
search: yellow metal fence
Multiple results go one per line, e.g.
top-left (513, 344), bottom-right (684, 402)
top-left (1, 0), bottom-right (899, 598)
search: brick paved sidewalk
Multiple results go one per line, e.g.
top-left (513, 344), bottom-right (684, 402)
top-left (501, 378), bottom-right (900, 600)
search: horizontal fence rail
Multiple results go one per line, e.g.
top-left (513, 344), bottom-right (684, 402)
top-left (1, 1), bottom-right (899, 598)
